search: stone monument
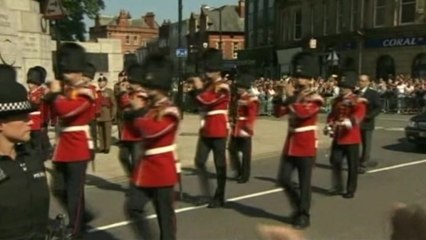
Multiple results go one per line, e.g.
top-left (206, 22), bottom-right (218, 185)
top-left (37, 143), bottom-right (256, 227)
top-left (0, 0), bottom-right (53, 83)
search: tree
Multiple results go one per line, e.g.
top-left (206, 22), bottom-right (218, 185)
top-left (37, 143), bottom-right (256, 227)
top-left (44, 0), bottom-right (105, 41)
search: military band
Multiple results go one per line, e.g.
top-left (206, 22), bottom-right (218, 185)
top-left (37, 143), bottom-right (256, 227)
top-left (325, 71), bottom-right (367, 199)
top-left (273, 52), bottom-right (324, 229)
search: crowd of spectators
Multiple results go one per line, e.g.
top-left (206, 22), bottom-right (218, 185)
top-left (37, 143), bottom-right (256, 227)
top-left (180, 74), bottom-right (426, 115)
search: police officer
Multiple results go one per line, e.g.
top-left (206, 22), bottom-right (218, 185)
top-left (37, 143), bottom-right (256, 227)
top-left (125, 54), bottom-right (179, 240)
top-left (27, 66), bottom-right (48, 158)
top-left (192, 48), bottom-right (230, 208)
top-left (97, 76), bottom-right (117, 154)
top-left (45, 43), bottom-right (96, 239)
top-left (325, 70), bottom-right (367, 199)
top-left (273, 52), bottom-right (324, 228)
top-left (0, 64), bottom-right (49, 239)
top-left (229, 73), bottom-right (259, 184)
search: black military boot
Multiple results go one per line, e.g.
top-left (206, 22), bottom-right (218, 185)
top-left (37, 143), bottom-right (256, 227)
top-left (293, 212), bottom-right (310, 229)
top-left (208, 167), bottom-right (226, 208)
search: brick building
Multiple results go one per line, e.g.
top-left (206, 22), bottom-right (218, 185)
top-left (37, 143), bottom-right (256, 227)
top-left (276, 0), bottom-right (426, 79)
top-left (89, 10), bottom-right (159, 54)
top-left (187, 1), bottom-right (245, 72)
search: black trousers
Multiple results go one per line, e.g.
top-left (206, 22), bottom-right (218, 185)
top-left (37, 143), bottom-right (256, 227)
top-left (119, 141), bottom-right (142, 176)
top-left (277, 155), bottom-right (314, 216)
top-left (126, 185), bottom-right (176, 240)
top-left (329, 143), bottom-right (359, 194)
top-left (30, 130), bottom-right (43, 157)
top-left (360, 129), bottom-right (373, 164)
top-left (228, 137), bottom-right (252, 181)
top-left (194, 137), bottom-right (227, 200)
top-left (53, 161), bottom-right (88, 236)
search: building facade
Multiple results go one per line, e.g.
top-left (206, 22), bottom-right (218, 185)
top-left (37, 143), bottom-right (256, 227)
top-left (276, 0), bottom-right (426, 79)
top-left (187, 1), bottom-right (245, 73)
top-left (238, 0), bottom-right (277, 77)
top-left (89, 10), bottom-right (159, 54)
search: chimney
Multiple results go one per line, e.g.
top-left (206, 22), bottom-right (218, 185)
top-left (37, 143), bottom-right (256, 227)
top-left (237, 0), bottom-right (245, 18)
top-left (144, 12), bottom-right (156, 28)
top-left (117, 10), bottom-right (130, 27)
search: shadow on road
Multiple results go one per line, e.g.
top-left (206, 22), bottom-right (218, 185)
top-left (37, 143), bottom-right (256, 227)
top-left (383, 138), bottom-right (426, 154)
top-left (85, 174), bottom-right (127, 193)
top-left (225, 201), bottom-right (293, 224)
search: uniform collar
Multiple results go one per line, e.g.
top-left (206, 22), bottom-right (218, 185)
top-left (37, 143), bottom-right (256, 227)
top-left (0, 143), bottom-right (30, 161)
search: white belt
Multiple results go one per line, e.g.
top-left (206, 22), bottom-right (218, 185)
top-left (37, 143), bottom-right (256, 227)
top-left (206, 110), bottom-right (228, 116)
top-left (237, 117), bottom-right (247, 120)
top-left (289, 125), bottom-right (317, 133)
top-left (145, 144), bottom-right (177, 156)
top-left (60, 125), bottom-right (94, 149)
top-left (30, 111), bottom-right (41, 116)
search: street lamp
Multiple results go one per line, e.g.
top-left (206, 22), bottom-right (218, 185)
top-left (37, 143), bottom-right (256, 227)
top-left (177, 0), bottom-right (184, 119)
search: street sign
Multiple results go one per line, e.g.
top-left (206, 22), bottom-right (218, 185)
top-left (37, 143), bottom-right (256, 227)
top-left (176, 48), bottom-right (188, 58)
top-left (44, 0), bottom-right (66, 20)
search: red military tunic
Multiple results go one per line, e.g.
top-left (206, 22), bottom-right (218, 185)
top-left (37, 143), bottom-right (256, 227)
top-left (327, 93), bottom-right (367, 145)
top-left (132, 99), bottom-right (180, 187)
top-left (51, 87), bottom-right (96, 162)
top-left (196, 79), bottom-right (230, 138)
top-left (274, 91), bottom-right (324, 157)
top-left (119, 91), bottom-right (143, 142)
top-left (232, 93), bottom-right (259, 137)
top-left (28, 86), bottom-right (47, 131)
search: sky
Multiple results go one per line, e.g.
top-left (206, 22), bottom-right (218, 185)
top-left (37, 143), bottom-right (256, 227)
top-left (85, 0), bottom-right (238, 28)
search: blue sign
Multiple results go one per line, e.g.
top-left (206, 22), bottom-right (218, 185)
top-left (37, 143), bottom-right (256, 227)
top-left (176, 48), bottom-right (188, 58)
top-left (365, 36), bottom-right (426, 49)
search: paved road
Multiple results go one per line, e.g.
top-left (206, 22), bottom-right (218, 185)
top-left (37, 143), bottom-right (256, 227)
top-left (52, 114), bottom-right (426, 240)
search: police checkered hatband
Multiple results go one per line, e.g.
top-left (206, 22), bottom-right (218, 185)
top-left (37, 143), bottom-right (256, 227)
top-left (0, 101), bottom-right (32, 112)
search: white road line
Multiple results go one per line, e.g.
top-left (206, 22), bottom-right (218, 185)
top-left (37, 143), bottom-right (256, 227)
top-left (88, 159), bottom-right (426, 233)
top-left (379, 118), bottom-right (409, 122)
top-left (366, 159), bottom-right (426, 173)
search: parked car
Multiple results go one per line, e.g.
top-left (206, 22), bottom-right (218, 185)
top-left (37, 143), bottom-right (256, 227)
top-left (405, 113), bottom-right (426, 146)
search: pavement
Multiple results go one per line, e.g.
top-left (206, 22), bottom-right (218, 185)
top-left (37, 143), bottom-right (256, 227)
top-left (47, 113), bottom-right (426, 240)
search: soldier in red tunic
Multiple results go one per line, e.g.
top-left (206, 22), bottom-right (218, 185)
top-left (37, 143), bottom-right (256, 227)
top-left (117, 65), bottom-right (145, 176)
top-left (324, 71), bottom-right (367, 199)
top-left (273, 52), bottom-right (324, 229)
top-left (27, 66), bottom-right (49, 159)
top-left (82, 62), bottom-right (99, 159)
top-left (45, 43), bottom-right (95, 239)
top-left (191, 48), bottom-right (230, 208)
top-left (125, 54), bottom-right (179, 240)
top-left (229, 73), bottom-right (259, 184)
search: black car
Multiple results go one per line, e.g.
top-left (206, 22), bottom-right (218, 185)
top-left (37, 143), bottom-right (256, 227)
top-left (405, 113), bottom-right (426, 146)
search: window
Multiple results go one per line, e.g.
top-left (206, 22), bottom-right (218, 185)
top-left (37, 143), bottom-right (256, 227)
top-left (233, 42), bottom-right (239, 59)
top-left (258, 28), bottom-right (264, 45)
top-left (400, 0), bottom-right (416, 24)
top-left (376, 55), bottom-right (396, 80)
top-left (215, 42), bottom-right (219, 49)
top-left (133, 36), bottom-right (138, 45)
top-left (248, 0), bottom-right (254, 13)
top-left (268, 0), bottom-right (274, 8)
top-left (293, 9), bottom-right (302, 40)
top-left (258, 0), bottom-right (264, 10)
top-left (374, 0), bottom-right (386, 27)
top-left (412, 54), bottom-right (426, 78)
top-left (248, 13), bottom-right (254, 31)
top-left (351, 0), bottom-right (359, 30)
top-left (125, 35), bottom-right (130, 44)
top-left (310, 4), bottom-right (314, 35)
top-left (322, 1), bottom-right (328, 35)
top-left (233, 52), bottom-right (238, 59)
top-left (336, 0), bottom-right (344, 33)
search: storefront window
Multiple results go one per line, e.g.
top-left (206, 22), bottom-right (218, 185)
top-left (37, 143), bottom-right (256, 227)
top-left (412, 53), bottom-right (426, 78)
top-left (322, 1), bottom-right (328, 35)
top-left (374, 0), bottom-right (386, 27)
top-left (258, 0), bottom-right (264, 10)
top-left (248, 0), bottom-right (254, 13)
top-left (336, 0), bottom-right (344, 33)
top-left (376, 55), bottom-right (396, 80)
top-left (351, 0), bottom-right (359, 31)
top-left (400, 0), bottom-right (416, 24)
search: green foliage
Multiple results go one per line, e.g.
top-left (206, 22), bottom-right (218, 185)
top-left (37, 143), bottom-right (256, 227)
top-left (50, 0), bottom-right (105, 41)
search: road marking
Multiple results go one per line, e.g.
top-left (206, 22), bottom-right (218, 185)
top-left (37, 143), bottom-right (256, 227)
top-left (379, 118), bottom-right (409, 122)
top-left (367, 159), bottom-right (426, 173)
top-left (375, 126), bottom-right (405, 131)
top-left (88, 160), bottom-right (426, 233)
